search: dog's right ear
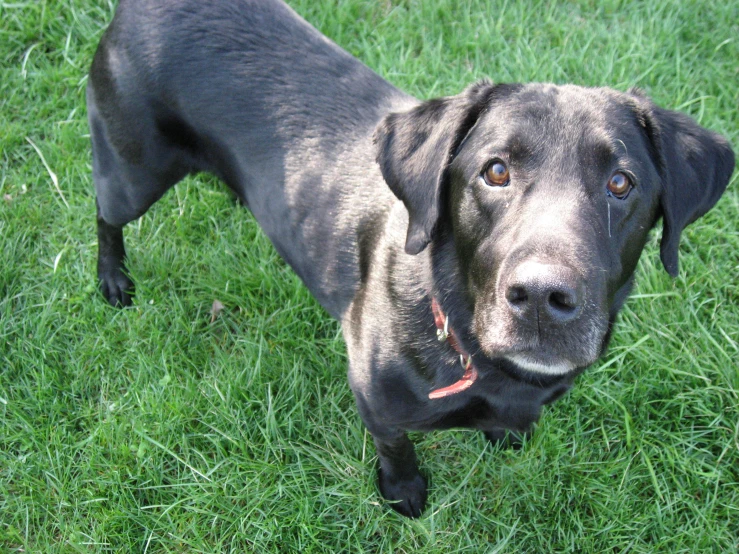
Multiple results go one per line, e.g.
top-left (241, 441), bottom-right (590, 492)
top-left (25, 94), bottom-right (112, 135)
top-left (374, 81), bottom-right (519, 255)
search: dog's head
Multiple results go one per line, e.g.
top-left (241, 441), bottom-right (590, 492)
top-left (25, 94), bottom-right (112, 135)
top-left (375, 81), bottom-right (734, 376)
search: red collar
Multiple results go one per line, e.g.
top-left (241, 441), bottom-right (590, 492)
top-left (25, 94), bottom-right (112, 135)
top-left (428, 297), bottom-right (479, 399)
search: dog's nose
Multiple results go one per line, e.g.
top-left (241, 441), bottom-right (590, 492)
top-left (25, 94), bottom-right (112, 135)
top-left (504, 262), bottom-right (584, 324)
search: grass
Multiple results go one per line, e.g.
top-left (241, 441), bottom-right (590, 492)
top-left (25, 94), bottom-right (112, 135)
top-left (1, 0), bottom-right (737, 551)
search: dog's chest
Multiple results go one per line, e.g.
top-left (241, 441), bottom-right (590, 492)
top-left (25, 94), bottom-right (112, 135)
top-left (430, 397), bottom-right (497, 430)
top-left (426, 395), bottom-right (541, 432)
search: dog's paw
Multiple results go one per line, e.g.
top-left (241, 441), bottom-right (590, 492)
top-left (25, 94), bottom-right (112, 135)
top-left (378, 468), bottom-right (428, 518)
top-left (484, 429), bottom-right (527, 450)
top-left (98, 267), bottom-right (135, 307)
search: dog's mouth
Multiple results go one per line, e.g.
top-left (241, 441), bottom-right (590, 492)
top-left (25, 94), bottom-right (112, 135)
top-left (478, 333), bottom-right (604, 375)
top-left (474, 308), bottom-right (607, 377)
top-left (502, 352), bottom-right (577, 375)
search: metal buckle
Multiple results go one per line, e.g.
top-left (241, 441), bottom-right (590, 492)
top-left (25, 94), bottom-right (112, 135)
top-left (460, 355), bottom-right (471, 370)
top-left (436, 316), bottom-right (449, 342)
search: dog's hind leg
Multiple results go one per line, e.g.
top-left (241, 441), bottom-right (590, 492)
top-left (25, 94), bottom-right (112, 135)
top-left (95, 199), bottom-right (135, 307)
top-left (88, 77), bottom-right (192, 307)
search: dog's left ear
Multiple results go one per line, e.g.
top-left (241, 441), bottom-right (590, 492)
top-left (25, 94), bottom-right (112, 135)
top-left (375, 81), bottom-right (518, 255)
top-left (629, 89), bottom-right (735, 277)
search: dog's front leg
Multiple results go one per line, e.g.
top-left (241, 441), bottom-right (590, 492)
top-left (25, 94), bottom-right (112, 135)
top-left (372, 430), bottom-right (427, 518)
top-left (483, 428), bottom-right (528, 450)
top-left (346, 344), bottom-right (428, 516)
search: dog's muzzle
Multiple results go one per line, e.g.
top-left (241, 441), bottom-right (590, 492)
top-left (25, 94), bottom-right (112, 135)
top-left (475, 259), bottom-right (603, 375)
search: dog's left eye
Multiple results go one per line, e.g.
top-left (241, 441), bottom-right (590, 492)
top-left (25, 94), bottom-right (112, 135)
top-left (607, 171), bottom-right (632, 198)
top-left (483, 161), bottom-right (510, 186)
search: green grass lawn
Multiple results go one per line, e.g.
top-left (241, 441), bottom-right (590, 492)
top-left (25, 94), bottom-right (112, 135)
top-left (1, 0), bottom-right (738, 551)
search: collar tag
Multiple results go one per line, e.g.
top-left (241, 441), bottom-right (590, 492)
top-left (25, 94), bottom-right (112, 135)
top-left (436, 317), bottom-right (449, 342)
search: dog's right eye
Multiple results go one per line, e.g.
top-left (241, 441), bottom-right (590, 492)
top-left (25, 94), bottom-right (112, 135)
top-left (483, 161), bottom-right (510, 187)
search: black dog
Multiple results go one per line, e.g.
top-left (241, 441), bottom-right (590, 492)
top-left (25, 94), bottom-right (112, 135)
top-left (88, 0), bottom-right (734, 517)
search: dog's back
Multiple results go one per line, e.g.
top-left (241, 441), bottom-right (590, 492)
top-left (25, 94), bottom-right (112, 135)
top-left (89, 0), bottom-right (413, 316)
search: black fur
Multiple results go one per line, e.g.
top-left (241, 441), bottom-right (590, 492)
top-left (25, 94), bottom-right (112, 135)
top-left (88, 0), bottom-right (734, 518)
top-left (628, 89), bottom-right (735, 276)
